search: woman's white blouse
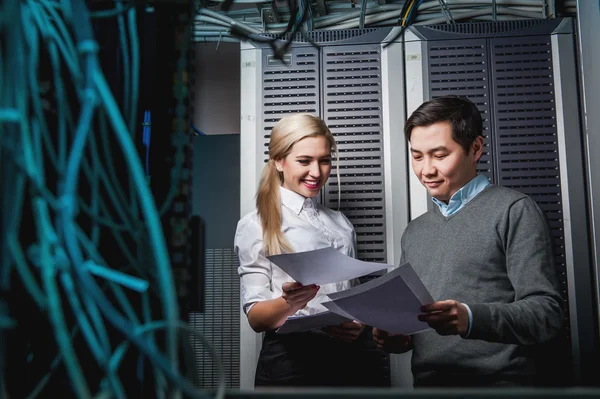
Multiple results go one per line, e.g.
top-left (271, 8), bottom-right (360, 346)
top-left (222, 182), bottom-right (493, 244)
top-left (234, 186), bottom-right (357, 316)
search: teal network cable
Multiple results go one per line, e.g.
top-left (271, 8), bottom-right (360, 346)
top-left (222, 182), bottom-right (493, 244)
top-left (0, 0), bottom-right (224, 398)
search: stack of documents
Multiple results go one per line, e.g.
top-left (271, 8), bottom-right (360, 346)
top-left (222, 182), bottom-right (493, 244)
top-left (267, 247), bottom-right (434, 335)
top-left (267, 247), bottom-right (388, 285)
top-left (274, 311), bottom-right (353, 334)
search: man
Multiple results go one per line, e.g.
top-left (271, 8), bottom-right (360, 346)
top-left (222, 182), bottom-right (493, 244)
top-left (374, 96), bottom-right (564, 387)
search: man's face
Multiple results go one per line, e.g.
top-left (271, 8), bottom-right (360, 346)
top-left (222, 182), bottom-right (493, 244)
top-left (409, 121), bottom-right (483, 203)
top-left (276, 136), bottom-right (332, 198)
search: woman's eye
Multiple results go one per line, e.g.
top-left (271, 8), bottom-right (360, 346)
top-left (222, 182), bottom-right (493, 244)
top-left (320, 159), bottom-right (331, 165)
top-left (298, 160), bottom-right (309, 165)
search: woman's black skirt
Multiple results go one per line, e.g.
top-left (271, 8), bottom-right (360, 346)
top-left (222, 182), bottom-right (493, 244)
top-left (254, 328), bottom-right (388, 387)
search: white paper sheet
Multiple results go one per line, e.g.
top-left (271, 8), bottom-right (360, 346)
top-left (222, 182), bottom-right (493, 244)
top-left (275, 311), bottom-right (353, 334)
top-left (322, 263), bottom-right (434, 335)
top-left (267, 247), bottom-right (388, 285)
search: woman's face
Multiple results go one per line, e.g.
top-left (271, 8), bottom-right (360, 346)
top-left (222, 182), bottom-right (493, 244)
top-left (276, 136), bottom-right (332, 198)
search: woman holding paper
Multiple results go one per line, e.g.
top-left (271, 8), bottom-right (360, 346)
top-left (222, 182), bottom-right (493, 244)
top-left (234, 113), bottom-right (385, 387)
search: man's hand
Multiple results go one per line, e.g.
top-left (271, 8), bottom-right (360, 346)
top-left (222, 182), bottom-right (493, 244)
top-left (419, 300), bottom-right (469, 336)
top-left (324, 321), bottom-right (364, 343)
top-left (281, 282), bottom-right (319, 310)
top-left (372, 328), bottom-right (412, 353)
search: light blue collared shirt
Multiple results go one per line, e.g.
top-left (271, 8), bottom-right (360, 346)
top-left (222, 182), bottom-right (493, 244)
top-left (431, 174), bottom-right (491, 217)
top-left (431, 174), bottom-right (492, 338)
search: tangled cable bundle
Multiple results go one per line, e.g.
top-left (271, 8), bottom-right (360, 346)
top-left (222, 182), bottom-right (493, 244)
top-left (0, 1), bottom-right (222, 398)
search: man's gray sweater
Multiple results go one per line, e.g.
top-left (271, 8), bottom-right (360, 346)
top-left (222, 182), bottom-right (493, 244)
top-left (401, 185), bottom-right (564, 387)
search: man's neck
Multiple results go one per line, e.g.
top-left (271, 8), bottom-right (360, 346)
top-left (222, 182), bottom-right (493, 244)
top-left (431, 174), bottom-right (491, 217)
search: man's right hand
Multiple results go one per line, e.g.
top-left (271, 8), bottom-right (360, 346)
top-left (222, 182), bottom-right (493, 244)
top-left (281, 282), bottom-right (319, 310)
top-left (373, 327), bottom-right (412, 353)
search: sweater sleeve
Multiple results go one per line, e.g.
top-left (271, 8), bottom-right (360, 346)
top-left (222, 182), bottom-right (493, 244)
top-left (467, 197), bottom-right (564, 345)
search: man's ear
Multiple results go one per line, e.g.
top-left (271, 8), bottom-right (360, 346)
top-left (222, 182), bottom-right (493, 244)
top-left (471, 136), bottom-right (484, 162)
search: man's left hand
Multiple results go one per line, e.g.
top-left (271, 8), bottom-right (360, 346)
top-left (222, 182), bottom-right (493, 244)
top-left (325, 321), bottom-right (365, 343)
top-left (418, 300), bottom-right (469, 336)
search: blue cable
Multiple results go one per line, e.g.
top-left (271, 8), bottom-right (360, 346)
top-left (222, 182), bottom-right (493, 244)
top-left (3, 2), bottom-right (217, 397)
top-left (192, 123), bottom-right (205, 136)
top-left (406, 0), bottom-right (423, 24)
top-left (142, 110), bottom-right (151, 176)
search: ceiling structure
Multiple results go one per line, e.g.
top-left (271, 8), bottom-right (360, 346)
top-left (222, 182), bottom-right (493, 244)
top-left (193, 0), bottom-right (578, 42)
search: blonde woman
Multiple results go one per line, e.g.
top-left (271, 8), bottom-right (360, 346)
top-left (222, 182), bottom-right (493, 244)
top-left (234, 113), bottom-right (385, 387)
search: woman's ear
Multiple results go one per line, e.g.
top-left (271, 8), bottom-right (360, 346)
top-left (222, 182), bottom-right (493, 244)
top-left (275, 159), bottom-right (284, 172)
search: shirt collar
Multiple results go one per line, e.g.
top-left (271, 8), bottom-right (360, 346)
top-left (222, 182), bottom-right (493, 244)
top-left (279, 185), bottom-right (315, 215)
top-left (431, 174), bottom-right (491, 217)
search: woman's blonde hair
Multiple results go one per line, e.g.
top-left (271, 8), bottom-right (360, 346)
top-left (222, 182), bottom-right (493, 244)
top-left (257, 113), bottom-right (339, 256)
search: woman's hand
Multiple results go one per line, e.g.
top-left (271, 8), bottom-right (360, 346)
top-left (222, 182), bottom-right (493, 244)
top-left (247, 282), bottom-right (319, 332)
top-left (281, 282), bottom-right (319, 311)
top-left (325, 321), bottom-right (365, 343)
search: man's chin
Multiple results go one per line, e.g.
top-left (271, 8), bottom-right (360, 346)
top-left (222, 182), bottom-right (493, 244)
top-left (425, 188), bottom-right (438, 198)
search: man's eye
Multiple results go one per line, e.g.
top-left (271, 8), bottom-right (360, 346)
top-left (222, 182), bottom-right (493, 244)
top-left (434, 154), bottom-right (447, 160)
top-left (412, 156), bottom-right (422, 161)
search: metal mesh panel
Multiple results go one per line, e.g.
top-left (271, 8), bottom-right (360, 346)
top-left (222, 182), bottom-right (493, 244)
top-left (322, 45), bottom-right (386, 263)
top-left (413, 19), bottom-right (565, 41)
top-left (258, 28), bottom-right (379, 43)
top-left (424, 19), bottom-right (547, 35)
top-left (261, 47), bottom-right (320, 163)
top-left (428, 39), bottom-right (494, 180)
top-left (189, 249), bottom-right (240, 389)
top-left (490, 35), bottom-right (569, 328)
